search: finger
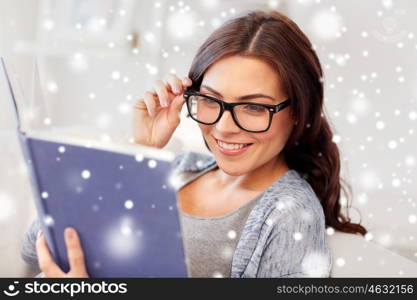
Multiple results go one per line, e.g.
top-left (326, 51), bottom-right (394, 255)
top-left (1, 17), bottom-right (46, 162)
top-left (133, 98), bottom-right (147, 111)
top-left (165, 74), bottom-right (183, 95)
top-left (181, 77), bottom-right (192, 87)
top-left (65, 227), bottom-right (88, 277)
top-left (36, 233), bottom-right (65, 277)
top-left (143, 91), bottom-right (157, 117)
top-left (154, 80), bottom-right (169, 107)
top-left (167, 94), bottom-right (186, 125)
top-left (134, 97), bottom-right (150, 115)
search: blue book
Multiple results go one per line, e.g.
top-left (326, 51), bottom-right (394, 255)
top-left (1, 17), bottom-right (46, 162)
top-left (1, 57), bottom-right (188, 277)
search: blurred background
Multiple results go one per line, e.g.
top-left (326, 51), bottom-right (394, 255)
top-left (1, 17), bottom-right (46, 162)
top-left (0, 0), bottom-right (416, 277)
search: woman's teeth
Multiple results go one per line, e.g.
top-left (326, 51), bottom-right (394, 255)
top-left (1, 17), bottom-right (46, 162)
top-left (217, 140), bottom-right (251, 150)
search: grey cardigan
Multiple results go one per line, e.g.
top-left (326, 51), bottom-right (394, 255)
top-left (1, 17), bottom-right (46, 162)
top-left (21, 150), bottom-right (332, 278)
top-left (171, 151), bottom-right (332, 278)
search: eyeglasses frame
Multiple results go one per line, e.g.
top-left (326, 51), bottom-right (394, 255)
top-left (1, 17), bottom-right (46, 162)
top-left (183, 90), bottom-right (292, 133)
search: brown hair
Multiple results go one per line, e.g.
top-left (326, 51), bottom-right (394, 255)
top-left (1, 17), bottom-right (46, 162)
top-left (187, 10), bottom-right (367, 236)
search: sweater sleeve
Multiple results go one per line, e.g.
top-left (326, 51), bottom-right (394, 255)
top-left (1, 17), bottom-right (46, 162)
top-left (256, 201), bottom-right (332, 278)
top-left (20, 218), bottom-right (42, 268)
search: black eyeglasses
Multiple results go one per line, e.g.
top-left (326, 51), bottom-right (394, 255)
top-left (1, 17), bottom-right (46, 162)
top-left (183, 90), bottom-right (292, 133)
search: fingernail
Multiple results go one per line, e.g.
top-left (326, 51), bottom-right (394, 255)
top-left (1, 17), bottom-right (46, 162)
top-left (66, 228), bottom-right (74, 239)
top-left (37, 230), bottom-right (43, 239)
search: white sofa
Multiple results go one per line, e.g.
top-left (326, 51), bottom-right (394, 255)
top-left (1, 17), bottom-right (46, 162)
top-left (327, 231), bottom-right (417, 277)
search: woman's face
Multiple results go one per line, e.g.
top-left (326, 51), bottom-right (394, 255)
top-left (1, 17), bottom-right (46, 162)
top-left (199, 55), bottom-right (295, 176)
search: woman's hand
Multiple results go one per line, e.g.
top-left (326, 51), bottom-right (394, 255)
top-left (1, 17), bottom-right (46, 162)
top-left (133, 74), bottom-right (192, 149)
top-left (36, 227), bottom-right (89, 278)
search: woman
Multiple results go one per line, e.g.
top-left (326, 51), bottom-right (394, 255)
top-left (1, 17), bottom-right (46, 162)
top-left (22, 10), bottom-right (367, 278)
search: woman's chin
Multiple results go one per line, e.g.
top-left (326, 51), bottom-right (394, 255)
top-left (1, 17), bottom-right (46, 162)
top-left (215, 162), bottom-right (248, 177)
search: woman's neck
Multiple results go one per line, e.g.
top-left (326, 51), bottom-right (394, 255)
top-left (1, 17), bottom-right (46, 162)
top-left (212, 154), bottom-right (289, 192)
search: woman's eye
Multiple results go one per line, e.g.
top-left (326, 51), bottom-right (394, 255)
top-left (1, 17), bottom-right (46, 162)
top-left (244, 104), bottom-right (265, 112)
top-left (198, 96), bottom-right (218, 106)
top-left (201, 97), bottom-right (214, 102)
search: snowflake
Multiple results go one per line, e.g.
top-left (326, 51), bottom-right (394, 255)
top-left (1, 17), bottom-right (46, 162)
top-left (105, 218), bottom-right (142, 259)
top-left (43, 215), bottom-right (54, 226)
top-left (69, 53), bottom-right (88, 72)
top-left (310, 9), bottom-right (343, 41)
top-left (221, 246), bottom-right (234, 260)
top-left (166, 11), bottom-right (196, 39)
top-left (301, 252), bottom-right (331, 276)
top-left (46, 81), bottom-right (58, 93)
top-left (332, 134), bottom-right (341, 144)
top-left (196, 160), bottom-right (204, 168)
top-left (144, 32), bottom-right (155, 43)
top-left (111, 71), bottom-right (121, 80)
top-left (43, 117), bottom-right (51, 125)
top-left (43, 19), bottom-right (54, 31)
top-left (405, 155), bottom-right (415, 166)
top-left (365, 232), bottom-right (374, 241)
top-left (212, 271), bottom-right (223, 278)
top-left (326, 227), bottom-right (335, 235)
top-left (58, 146), bottom-right (66, 153)
top-left (388, 140), bottom-right (398, 149)
top-left (265, 218), bottom-right (274, 226)
top-left (168, 173), bottom-right (184, 190)
top-left (148, 160), bottom-right (157, 168)
top-left (81, 170), bottom-right (91, 179)
top-left (135, 153), bottom-right (144, 162)
top-left (392, 178), bottom-right (401, 187)
top-left (336, 257), bottom-right (345, 267)
top-left (293, 232), bottom-right (303, 241)
top-left (92, 204), bottom-right (99, 212)
top-left (376, 120), bottom-right (385, 130)
top-left (124, 200), bottom-right (134, 210)
top-left (118, 103), bottom-right (131, 114)
top-left (227, 230), bottom-right (237, 239)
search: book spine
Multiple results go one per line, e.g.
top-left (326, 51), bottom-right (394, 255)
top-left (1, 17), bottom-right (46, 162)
top-left (17, 132), bottom-right (65, 271)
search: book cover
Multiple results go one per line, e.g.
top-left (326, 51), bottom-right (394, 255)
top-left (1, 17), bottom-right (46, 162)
top-left (1, 57), bottom-right (188, 277)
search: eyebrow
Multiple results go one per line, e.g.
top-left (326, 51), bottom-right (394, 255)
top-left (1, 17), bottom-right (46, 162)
top-left (200, 85), bottom-right (276, 102)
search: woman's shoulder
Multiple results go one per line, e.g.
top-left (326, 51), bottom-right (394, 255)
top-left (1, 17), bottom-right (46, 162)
top-left (233, 169), bottom-right (331, 277)
top-left (171, 150), bottom-right (217, 174)
top-left (273, 169), bottom-right (320, 204)
top-left (254, 169), bottom-right (326, 229)
top-left (237, 169), bottom-right (326, 238)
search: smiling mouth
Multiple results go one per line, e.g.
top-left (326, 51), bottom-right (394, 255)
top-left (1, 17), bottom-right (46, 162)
top-left (214, 138), bottom-right (254, 150)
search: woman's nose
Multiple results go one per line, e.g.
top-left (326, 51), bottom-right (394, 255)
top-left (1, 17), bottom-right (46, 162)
top-left (214, 110), bottom-right (241, 133)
